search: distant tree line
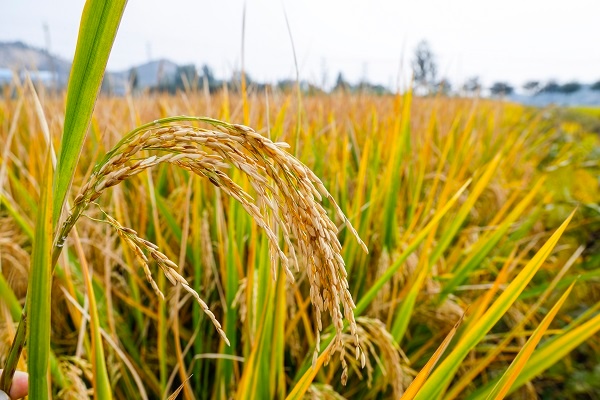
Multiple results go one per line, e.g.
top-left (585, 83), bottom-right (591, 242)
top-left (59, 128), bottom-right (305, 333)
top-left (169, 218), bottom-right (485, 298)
top-left (411, 41), bottom-right (600, 98)
top-left (459, 78), bottom-right (600, 98)
top-left (131, 63), bottom-right (390, 96)
top-left (147, 64), bottom-right (222, 93)
top-left (331, 72), bottom-right (391, 94)
top-left (114, 40), bottom-right (600, 98)
top-left (520, 80), bottom-right (599, 95)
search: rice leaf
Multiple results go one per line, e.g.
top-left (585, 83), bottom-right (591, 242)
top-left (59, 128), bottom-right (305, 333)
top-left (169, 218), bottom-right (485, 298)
top-left (401, 313), bottom-right (464, 400)
top-left (414, 210), bottom-right (575, 399)
top-left (468, 305), bottom-right (600, 399)
top-left (355, 179), bottom-right (470, 316)
top-left (72, 230), bottom-right (113, 400)
top-left (53, 0), bottom-right (127, 227)
top-left (485, 282), bottom-right (575, 400)
top-left (285, 345), bottom-right (332, 400)
top-left (26, 151), bottom-right (53, 400)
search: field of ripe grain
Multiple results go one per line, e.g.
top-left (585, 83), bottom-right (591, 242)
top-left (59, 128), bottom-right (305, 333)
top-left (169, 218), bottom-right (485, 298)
top-left (1, 86), bottom-right (600, 399)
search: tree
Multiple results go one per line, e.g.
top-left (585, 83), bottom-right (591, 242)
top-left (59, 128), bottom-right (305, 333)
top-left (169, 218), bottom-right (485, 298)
top-left (540, 80), bottom-right (560, 93)
top-left (490, 82), bottom-right (514, 96)
top-left (334, 72), bottom-right (350, 92)
top-left (591, 80), bottom-right (600, 91)
top-left (154, 64), bottom-right (199, 93)
top-left (175, 64), bottom-right (198, 91)
top-left (523, 80), bottom-right (540, 95)
top-left (128, 68), bottom-right (139, 91)
top-left (412, 40), bottom-right (437, 94)
top-left (225, 70), bottom-right (257, 92)
top-left (436, 78), bottom-right (452, 95)
top-left (200, 64), bottom-right (219, 92)
top-left (559, 81), bottom-right (582, 94)
top-left (201, 64), bottom-right (215, 84)
top-left (356, 81), bottom-right (390, 95)
top-left (462, 76), bottom-right (481, 95)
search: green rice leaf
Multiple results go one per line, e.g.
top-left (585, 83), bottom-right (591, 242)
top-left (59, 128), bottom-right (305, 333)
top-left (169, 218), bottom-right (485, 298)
top-left (414, 210), bottom-right (575, 399)
top-left (486, 282), bottom-right (574, 400)
top-left (26, 151), bottom-right (54, 400)
top-left (469, 303), bottom-right (600, 399)
top-left (355, 179), bottom-right (470, 316)
top-left (53, 0), bottom-right (127, 228)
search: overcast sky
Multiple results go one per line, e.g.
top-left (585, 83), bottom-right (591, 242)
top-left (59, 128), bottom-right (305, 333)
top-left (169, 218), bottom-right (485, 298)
top-left (2, 0), bottom-right (599, 90)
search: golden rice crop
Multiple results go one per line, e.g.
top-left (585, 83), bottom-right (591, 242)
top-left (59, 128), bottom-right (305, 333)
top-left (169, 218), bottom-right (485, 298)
top-left (1, 85), bottom-right (599, 399)
top-left (1, 3), bottom-right (599, 398)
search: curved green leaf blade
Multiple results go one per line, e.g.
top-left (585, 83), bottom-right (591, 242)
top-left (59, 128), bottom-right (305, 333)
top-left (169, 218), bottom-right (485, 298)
top-left (27, 152), bottom-right (54, 400)
top-left (486, 282), bottom-right (575, 400)
top-left (53, 0), bottom-right (127, 228)
top-left (469, 307), bottom-right (600, 400)
top-left (355, 180), bottom-right (471, 316)
top-left (414, 210), bottom-right (575, 399)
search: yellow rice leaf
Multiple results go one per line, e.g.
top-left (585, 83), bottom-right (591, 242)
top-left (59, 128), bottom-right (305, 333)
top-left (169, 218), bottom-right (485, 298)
top-left (285, 346), bottom-right (331, 400)
top-left (401, 313), bottom-right (464, 400)
top-left (486, 282), bottom-right (575, 400)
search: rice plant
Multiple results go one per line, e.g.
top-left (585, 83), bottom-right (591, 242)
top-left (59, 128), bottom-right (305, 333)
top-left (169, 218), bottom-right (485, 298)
top-left (1, 1), bottom-right (600, 399)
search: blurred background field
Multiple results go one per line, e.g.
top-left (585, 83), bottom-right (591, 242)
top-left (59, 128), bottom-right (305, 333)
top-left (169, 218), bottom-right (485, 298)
top-left (1, 81), bottom-right (599, 398)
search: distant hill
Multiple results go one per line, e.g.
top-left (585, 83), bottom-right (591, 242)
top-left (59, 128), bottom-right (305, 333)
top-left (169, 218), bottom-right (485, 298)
top-left (0, 41), bottom-right (71, 86)
top-left (130, 59), bottom-right (179, 88)
top-left (103, 59), bottom-right (179, 95)
top-left (0, 41), bottom-right (179, 93)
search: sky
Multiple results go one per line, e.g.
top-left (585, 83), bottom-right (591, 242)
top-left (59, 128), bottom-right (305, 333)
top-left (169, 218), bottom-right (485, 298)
top-left (1, 0), bottom-right (600, 90)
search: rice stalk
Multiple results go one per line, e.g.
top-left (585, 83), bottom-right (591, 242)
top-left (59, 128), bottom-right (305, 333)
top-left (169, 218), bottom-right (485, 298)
top-left (53, 116), bottom-right (368, 380)
top-left (322, 317), bottom-right (410, 396)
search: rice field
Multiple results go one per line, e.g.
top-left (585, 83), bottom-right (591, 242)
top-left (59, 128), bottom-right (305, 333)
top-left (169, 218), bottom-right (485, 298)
top-left (0, 82), bottom-right (599, 399)
top-left (1, 3), bottom-right (600, 399)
